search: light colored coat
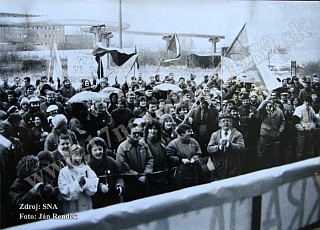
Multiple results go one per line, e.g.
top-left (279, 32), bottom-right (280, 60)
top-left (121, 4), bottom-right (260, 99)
top-left (207, 128), bottom-right (245, 179)
top-left (58, 163), bottom-right (98, 214)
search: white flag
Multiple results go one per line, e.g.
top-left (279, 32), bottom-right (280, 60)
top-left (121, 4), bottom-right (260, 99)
top-left (51, 40), bottom-right (63, 82)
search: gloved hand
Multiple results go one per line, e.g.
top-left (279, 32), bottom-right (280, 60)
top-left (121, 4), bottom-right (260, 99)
top-left (41, 184), bottom-right (54, 197)
top-left (35, 182), bottom-right (44, 192)
top-left (221, 139), bottom-right (228, 147)
top-left (100, 183), bottom-right (109, 194)
top-left (116, 185), bottom-right (123, 196)
top-left (138, 176), bottom-right (147, 184)
top-left (181, 158), bottom-right (191, 164)
top-left (79, 176), bottom-right (86, 187)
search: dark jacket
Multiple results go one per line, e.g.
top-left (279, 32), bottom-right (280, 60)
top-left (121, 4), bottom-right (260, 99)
top-left (116, 138), bottom-right (153, 174)
top-left (88, 155), bottom-right (124, 208)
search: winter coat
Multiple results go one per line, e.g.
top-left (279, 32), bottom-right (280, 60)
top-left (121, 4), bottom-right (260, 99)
top-left (207, 128), bottom-right (245, 179)
top-left (116, 137), bottom-right (153, 201)
top-left (166, 137), bottom-right (202, 189)
top-left (58, 164), bottom-right (98, 214)
top-left (116, 138), bottom-right (153, 175)
top-left (258, 106), bottom-right (285, 138)
top-left (88, 155), bottom-right (124, 208)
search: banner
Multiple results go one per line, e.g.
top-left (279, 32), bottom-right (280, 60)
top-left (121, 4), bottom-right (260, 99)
top-left (67, 54), bottom-right (98, 77)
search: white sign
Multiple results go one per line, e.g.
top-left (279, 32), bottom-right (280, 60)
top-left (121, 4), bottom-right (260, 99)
top-left (67, 54), bottom-right (97, 77)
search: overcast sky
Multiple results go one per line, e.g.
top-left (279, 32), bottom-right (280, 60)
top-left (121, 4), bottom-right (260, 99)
top-left (2, 0), bottom-right (320, 62)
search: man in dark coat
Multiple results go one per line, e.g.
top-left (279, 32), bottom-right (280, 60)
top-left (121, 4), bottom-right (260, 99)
top-left (116, 123), bottom-right (153, 201)
top-left (190, 96), bottom-right (219, 156)
top-left (238, 94), bottom-right (260, 172)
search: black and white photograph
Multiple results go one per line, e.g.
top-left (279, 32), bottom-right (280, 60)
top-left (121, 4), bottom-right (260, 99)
top-left (0, 1), bottom-right (320, 229)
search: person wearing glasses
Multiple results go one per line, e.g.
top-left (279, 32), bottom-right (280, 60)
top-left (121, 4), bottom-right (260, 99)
top-left (116, 123), bottom-right (153, 201)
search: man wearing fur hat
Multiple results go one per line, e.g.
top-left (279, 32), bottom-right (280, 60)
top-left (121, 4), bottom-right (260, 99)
top-left (207, 113), bottom-right (245, 180)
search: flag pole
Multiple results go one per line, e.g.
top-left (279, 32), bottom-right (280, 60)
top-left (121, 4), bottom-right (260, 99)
top-left (99, 58), bottom-right (102, 79)
top-left (126, 59), bottom-right (136, 78)
top-left (134, 45), bottom-right (137, 77)
top-left (48, 40), bottom-right (54, 79)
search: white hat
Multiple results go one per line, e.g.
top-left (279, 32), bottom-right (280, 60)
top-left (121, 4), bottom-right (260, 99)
top-left (29, 97), bottom-right (40, 103)
top-left (46, 105), bottom-right (58, 113)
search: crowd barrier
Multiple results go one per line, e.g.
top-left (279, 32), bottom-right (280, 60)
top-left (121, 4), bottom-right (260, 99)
top-left (6, 157), bottom-right (320, 230)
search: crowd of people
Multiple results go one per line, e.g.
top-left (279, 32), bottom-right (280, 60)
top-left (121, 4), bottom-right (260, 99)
top-left (0, 71), bottom-right (319, 228)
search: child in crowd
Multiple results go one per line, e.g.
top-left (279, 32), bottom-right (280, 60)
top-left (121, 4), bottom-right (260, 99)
top-left (58, 144), bottom-right (98, 214)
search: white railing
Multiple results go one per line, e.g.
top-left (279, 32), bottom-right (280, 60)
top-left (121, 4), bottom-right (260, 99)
top-left (6, 157), bottom-right (320, 230)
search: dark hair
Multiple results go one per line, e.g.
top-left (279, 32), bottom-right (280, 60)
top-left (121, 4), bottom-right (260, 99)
top-left (147, 99), bottom-right (158, 108)
top-left (109, 92), bottom-right (119, 101)
top-left (40, 84), bottom-right (53, 96)
top-left (304, 96), bottom-right (313, 103)
top-left (144, 120), bottom-right (162, 142)
top-left (176, 102), bottom-right (188, 113)
top-left (37, 151), bottom-right (54, 165)
top-left (87, 137), bottom-right (107, 156)
top-left (138, 96), bottom-right (147, 102)
top-left (32, 111), bottom-right (46, 123)
top-left (290, 97), bottom-right (300, 105)
top-left (81, 79), bottom-right (91, 88)
top-left (25, 84), bottom-right (35, 91)
top-left (71, 102), bottom-right (88, 119)
top-left (175, 123), bottom-right (191, 136)
top-left (118, 99), bottom-right (127, 108)
top-left (58, 133), bottom-right (71, 143)
top-left (17, 155), bottom-right (39, 179)
top-left (127, 122), bottom-right (139, 134)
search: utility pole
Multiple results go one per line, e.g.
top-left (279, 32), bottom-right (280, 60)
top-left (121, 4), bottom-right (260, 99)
top-left (208, 36), bottom-right (220, 54)
top-left (208, 36), bottom-right (220, 68)
top-left (119, 0), bottom-right (123, 48)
